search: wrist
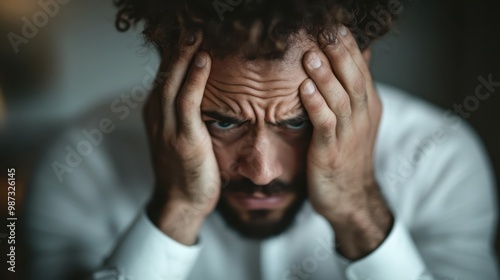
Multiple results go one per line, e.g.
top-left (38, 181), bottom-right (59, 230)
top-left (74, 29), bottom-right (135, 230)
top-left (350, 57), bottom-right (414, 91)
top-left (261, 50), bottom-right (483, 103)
top-left (147, 195), bottom-right (206, 246)
top-left (326, 179), bottom-right (394, 260)
top-left (329, 208), bottom-right (393, 260)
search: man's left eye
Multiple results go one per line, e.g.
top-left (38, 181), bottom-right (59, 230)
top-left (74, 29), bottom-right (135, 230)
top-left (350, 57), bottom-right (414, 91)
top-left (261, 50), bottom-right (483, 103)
top-left (210, 121), bottom-right (237, 130)
top-left (284, 121), bottom-right (307, 130)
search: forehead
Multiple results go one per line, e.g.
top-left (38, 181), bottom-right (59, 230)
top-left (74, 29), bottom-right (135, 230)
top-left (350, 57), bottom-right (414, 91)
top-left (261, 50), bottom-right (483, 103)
top-left (203, 32), bottom-right (319, 118)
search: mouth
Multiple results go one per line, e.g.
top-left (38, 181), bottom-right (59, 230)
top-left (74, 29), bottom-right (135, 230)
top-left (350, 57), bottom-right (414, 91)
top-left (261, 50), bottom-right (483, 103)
top-left (226, 192), bottom-right (289, 210)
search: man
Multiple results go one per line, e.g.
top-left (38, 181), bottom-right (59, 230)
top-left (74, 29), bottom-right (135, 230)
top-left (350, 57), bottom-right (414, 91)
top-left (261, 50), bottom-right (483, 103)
top-left (25, 0), bottom-right (498, 279)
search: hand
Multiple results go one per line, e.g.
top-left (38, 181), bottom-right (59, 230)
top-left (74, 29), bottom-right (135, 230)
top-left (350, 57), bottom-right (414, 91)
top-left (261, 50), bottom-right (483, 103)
top-left (144, 32), bottom-right (220, 245)
top-left (299, 26), bottom-right (393, 259)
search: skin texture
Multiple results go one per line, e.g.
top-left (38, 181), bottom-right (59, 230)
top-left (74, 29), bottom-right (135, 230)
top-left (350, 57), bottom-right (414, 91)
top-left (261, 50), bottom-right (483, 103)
top-left (201, 35), bottom-right (314, 239)
top-left (145, 26), bottom-right (393, 261)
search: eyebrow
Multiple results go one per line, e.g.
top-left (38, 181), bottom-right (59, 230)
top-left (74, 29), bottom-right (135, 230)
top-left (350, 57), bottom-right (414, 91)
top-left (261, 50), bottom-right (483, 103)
top-left (201, 110), bottom-right (309, 126)
top-left (275, 114), bottom-right (309, 126)
top-left (201, 111), bottom-right (247, 125)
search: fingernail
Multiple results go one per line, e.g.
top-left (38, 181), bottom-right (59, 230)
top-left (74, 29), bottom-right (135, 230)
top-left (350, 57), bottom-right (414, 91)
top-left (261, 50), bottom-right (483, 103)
top-left (339, 25), bottom-right (348, 37)
top-left (195, 52), bottom-right (206, 67)
top-left (185, 34), bottom-right (195, 45)
top-left (308, 53), bottom-right (321, 69)
top-left (303, 80), bottom-right (315, 95)
top-left (320, 31), bottom-right (334, 44)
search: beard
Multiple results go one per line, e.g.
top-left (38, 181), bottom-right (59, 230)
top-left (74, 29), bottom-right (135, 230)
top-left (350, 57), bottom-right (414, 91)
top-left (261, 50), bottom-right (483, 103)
top-left (215, 175), bottom-right (307, 240)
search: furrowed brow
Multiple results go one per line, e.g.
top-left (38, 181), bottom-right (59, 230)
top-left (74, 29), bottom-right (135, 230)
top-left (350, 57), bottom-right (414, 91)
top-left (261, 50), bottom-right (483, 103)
top-left (201, 111), bottom-right (247, 124)
top-left (274, 113), bottom-right (309, 126)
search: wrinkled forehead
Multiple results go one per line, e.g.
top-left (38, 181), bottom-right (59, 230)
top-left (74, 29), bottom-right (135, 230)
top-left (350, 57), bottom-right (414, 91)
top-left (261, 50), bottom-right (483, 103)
top-left (203, 31), bottom-right (320, 118)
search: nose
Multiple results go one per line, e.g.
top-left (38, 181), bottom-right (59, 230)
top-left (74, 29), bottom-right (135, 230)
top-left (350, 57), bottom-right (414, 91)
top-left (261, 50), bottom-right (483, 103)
top-left (236, 129), bottom-right (283, 186)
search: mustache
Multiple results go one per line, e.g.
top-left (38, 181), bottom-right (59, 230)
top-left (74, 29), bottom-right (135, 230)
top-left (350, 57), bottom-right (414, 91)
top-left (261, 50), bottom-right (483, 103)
top-left (222, 177), bottom-right (296, 196)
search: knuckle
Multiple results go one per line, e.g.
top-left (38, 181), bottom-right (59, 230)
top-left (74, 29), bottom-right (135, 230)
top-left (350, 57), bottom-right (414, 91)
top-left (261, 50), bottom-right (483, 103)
top-left (307, 96), bottom-right (325, 113)
top-left (162, 77), bottom-right (177, 93)
top-left (338, 114), bottom-right (352, 127)
top-left (176, 46), bottom-right (194, 62)
top-left (186, 70), bottom-right (206, 87)
top-left (173, 133), bottom-right (194, 152)
top-left (343, 34), bottom-right (357, 50)
top-left (317, 115), bottom-right (336, 131)
top-left (317, 72), bottom-right (334, 87)
top-left (179, 118), bottom-right (194, 133)
top-left (333, 45), bottom-right (349, 62)
top-left (357, 59), bottom-right (370, 75)
top-left (161, 90), bottom-right (175, 108)
top-left (176, 92), bottom-right (196, 111)
top-left (178, 117), bottom-right (201, 140)
top-left (336, 93), bottom-right (352, 114)
top-left (319, 130), bottom-right (336, 144)
top-left (351, 72), bottom-right (366, 94)
top-left (354, 89), bottom-right (368, 105)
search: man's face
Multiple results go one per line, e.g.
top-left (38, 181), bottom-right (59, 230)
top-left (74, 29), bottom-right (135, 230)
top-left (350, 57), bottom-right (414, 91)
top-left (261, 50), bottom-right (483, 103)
top-left (201, 34), bottom-right (318, 239)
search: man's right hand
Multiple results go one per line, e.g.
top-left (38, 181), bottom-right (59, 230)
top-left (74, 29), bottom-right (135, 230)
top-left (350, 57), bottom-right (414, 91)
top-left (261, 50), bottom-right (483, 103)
top-left (143, 31), bottom-right (220, 245)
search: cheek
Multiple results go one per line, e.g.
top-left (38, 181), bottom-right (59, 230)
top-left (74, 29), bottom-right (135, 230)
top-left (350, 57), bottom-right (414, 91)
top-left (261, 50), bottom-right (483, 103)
top-left (212, 140), bottom-right (239, 175)
top-left (281, 138), bottom-right (310, 175)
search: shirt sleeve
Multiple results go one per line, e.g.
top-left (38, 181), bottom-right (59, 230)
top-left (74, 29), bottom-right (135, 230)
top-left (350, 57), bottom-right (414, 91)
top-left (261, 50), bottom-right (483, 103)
top-left (93, 211), bottom-right (203, 280)
top-left (336, 219), bottom-right (432, 280)
top-left (336, 120), bottom-right (499, 280)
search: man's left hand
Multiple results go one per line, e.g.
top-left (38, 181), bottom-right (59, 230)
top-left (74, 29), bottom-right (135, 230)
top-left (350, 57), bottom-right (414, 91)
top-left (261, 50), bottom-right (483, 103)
top-left (299, 25), bottom-right (393, 260)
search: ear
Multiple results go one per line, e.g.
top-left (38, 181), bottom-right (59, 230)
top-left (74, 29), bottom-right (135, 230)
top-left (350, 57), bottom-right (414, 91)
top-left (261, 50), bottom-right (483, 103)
top-left (361, 47), bottom-right (372, 65)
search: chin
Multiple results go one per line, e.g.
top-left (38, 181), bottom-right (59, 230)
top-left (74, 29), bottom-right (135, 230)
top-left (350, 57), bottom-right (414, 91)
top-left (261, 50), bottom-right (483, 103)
top-left (215, 196), bottom-right (306, 240)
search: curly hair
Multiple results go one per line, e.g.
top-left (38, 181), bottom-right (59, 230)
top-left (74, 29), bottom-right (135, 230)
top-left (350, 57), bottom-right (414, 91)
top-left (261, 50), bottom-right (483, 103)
top-left (114, 0), bottom-right (401, 60)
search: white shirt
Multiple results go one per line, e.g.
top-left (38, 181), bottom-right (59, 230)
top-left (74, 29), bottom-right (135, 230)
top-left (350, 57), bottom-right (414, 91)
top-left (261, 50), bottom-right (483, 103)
top-left (25, 84), bottom-right (499, 280)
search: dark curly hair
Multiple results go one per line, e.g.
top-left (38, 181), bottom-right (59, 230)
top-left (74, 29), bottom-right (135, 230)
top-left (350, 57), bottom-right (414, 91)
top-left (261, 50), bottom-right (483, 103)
top-left (115, 0), bottom-right (402, 59)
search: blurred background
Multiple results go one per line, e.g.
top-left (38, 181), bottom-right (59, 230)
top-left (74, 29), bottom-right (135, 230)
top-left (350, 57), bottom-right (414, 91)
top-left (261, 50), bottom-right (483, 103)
top-left (0, 0), bottom-right (499, 279)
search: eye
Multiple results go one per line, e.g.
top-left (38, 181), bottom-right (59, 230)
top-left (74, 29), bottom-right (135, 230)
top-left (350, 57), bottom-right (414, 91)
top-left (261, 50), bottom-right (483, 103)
top-left (284, 120), bottom-right (307, 130)
top-left (207, 121), bottom-right (237, 130)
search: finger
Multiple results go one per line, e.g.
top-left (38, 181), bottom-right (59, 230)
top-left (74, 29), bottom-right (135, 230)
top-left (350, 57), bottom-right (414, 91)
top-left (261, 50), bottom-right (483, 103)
top-left (336, 28), bottom-right (381, 124)
top-left (361, 48), bottom-right (372, 67)
top-left (303, 51), bottom-right (352, 133)
top-left (337, 26), bottom-right (371, 76)
top-left (176, 51), bottom-right (212, 137)
top-left (160, 31), bottom-right (203, 132)
top-left (143, 90), bottom-right (161, 140)
top-left (299, 79), bottom-right (337, 146)
top-left (320, 26), bottom-right (368, 116)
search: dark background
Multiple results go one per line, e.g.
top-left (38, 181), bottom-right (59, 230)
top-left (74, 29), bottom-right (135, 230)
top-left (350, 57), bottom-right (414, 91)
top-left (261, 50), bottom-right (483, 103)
top-left (0, 0), bottom-right (499, 279)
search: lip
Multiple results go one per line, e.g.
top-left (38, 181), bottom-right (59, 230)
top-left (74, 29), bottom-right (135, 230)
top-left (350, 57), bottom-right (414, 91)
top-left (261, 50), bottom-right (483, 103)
top-left (228, 193), bottom-right (288, 210)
